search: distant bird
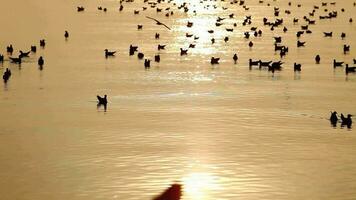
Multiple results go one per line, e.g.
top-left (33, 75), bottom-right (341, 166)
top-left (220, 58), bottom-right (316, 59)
top-left (315, 55), bottom-right (320, 64)
top-left (297, 40), bottom-right (306, 47)
top-left (180, 48), bottom-right (188, 56)
top-left (294, 63), bottom-right (301, 71)
top-left (154, 54), bottom-right (160, 62)
top-left (210, 57), bottom-right (220, 64)
top-left (31, 45), bottom-right (37, 52)
top-left (137, 25), bottom-right (143, 30)
top-left (144, 59), bottom-right (151, 69)
top-left (40, 39), bottom-right (46, 48)
top-left (0, 54), bottom-right (3, 63)
top-left (340, 113), bottom-right (352, 128)
top-left (64, 31), bottom-right (69, 39)
top-left (155, 33), bottom-right (160, 39)
top-left (3, 68), bottom-right (11, 83)
top-left (38, 56), bottom-right (44, 67)
top-left (330, 111), bottom-right (338, 126)
top-left (9, 56), bottom-right (21, 64)
top-left (7, 44), bottom-right (13, 54)
top-left (146, 16), bottom-right (171, 30)
top-left (129, 45), bottom-right (138, 56)
top-left (97, 95), bottom-right (107, 110)
top-left (346, 64), bottom-right (356, 74)
top-left (323, 32), bottom-right (333, 37)
top-left (158, 44), bottom-right (166, 50)
top-left (341, 32), bottom-right (346, 39)
top-left (343, 45), bottom-right (350, 54)
top-left (153, 184), bottom-right (182, 200)
top-left (137, 52), bottom-right (144, 59)
top-left (248, 41), bottom-right (254, 47)
top-left (333, 59), bottom-right (343, 68)
top-left (104, 49), bottom-right (116, 57)
top-left (77, 6), bottom-right (85, 12)
top-left (233, 53), bottom-right (238, 63)
top-left (19, 50), bottom-right (30, 58)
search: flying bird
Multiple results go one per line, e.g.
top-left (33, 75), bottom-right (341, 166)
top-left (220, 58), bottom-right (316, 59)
top-left (146, 16), bottom-right (171, 30)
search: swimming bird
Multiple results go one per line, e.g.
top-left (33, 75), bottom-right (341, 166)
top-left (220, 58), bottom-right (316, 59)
top-left (315, 55), bottom-right (321, 64)
top-left (248, 41), bottom-right (254, 47)
top-left (180, 48), bottom-right (188, 56)
top-left (153, 184), bottom-right (182, 200)
top-left (40, 39), bottom-right (46, 48)
top-left (323, 32), bottom-right (333, 37)
top-left (294, 63), bottom-right (301, 71)
top-left (129, 45), bottom-right (138, 56)
top-left (155, 33), bottom-right (160, 39)
top-left (104, 49), bottom-right (116, 57)
top-left (297, 40), bottom-right (306, 47)
top-left (137, 25), bottom-right (143, 30)
top-left (346, 64), bottom-right (356, 74)
top-left (158, 44), bottom-right (166, 50)
top-left (333, 59), bottom-right (343, 68)
top-left (341, 32), bottom-right (346, 39)
top-left (31, 45), bottom-right (37, 52)
top-left (38, 56), bottom-right (44, 67)
top-left (9, 56), bottom-right (22, 64)
top-left (3, 68), bottom-right (11, 83)
top-left (330, 111), bottom-right (338, 125)
top-left (233, 53), bottom-right (238, 63)
top-left (154, 55), bottom-right (160, 62)
top-left (146, 16), bottom-right (171, 30)
top-left (64, 31), bottom-right (69, 39)
top-left (137, 52), bottom-right (144, 59)
top-left (343, 45), bottom-right (350, 54)
top-left (340, 113), bottom-right (352, 128)
top-left (77, 6), bottom-right (84, 12)
top-left (19, 50), bottom-right (30, 58)
top-left (7, 44), bottom-right (13, 54)
top-left (210, 57), bottom-right (220, 64)
top-left (144, 59), bottom-right (151, 69)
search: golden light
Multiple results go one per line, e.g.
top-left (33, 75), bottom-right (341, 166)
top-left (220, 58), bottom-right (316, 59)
top-left (182, 172), bottom-right (220, 200)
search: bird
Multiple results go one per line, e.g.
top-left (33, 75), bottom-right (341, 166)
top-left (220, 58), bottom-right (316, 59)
top-left (7, 44), bottom-right (13, 54)
top-left (210, 57), bottom-right (220, 64)
top-left (64, 31), bottom-right (69, 39)
top-left (346, 64), bottom-right (356, 74)
top-left (3, 68), bottom-right (11, 83)
top-left (137, 52), bottom-right (144, 59)
top-left (343, 45), bottom-right (350, 54)
top-left (158, 44), bottom-right (166, 50)
top-left (297, 40), bottom-right (306, 47)
top-left (31, 46), bottom-right (37, 52)
top-left (340, 113), bottom-right (352, 128)
top-left (38, 56), bottom-right (44, 67)
top-left (9, 56), bottom-right (22, 64)
top-left (144, 59), bottom-right (151, 69)
top-left (19, 50), bottom-right (30, 58)
top-left (40, 39), bottom-right (46, 48)
top-left (154, 55), bottom-right (160, 62)
top-left (233, 53), bottom-right (238, 63)
top-left (330, 111), bottom-right (338, 126)
top-left (104, 49), bottom-right (116, 57)
top-left (180, 48), bottom-right (188, 56)
top-left (97, 95), bottom-right (107, 105)
top-left (323, 32), bottom-right (333, 37)
top-left (294, 63), bottom-right (301, 71)
top-left (146, 16), bottom-right (171, 30)
top-left (333, 59), bottom-right (343, 68)
top-left (315, 55), bottom-right (320, 64)
top-left (153, 184), bottom-right (182, 200)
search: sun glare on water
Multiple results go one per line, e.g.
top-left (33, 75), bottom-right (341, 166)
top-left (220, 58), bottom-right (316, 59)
top-left (182, 172), bottom-right (220, 200)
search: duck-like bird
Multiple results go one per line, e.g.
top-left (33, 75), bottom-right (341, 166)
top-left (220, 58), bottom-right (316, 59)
top-left (146, 16), bottom-right (171, 30)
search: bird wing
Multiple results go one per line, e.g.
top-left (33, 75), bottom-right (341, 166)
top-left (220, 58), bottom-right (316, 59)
top-left (146, 16), bottom-right (171, 30)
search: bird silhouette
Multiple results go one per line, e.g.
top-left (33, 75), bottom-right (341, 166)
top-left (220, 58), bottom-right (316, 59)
top-left (146, 16), bottom-right (171, 30)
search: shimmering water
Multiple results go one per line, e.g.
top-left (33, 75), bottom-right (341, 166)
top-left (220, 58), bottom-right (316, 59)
top-left (1, 0), bottom-right (356, 199)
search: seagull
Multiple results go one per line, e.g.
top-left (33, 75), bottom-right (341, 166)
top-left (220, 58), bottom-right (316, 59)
top-left (146, 16), bottom-right (171, 30)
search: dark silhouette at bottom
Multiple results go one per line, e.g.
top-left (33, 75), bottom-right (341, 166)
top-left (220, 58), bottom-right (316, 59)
top-left (153, 184), bottom-right (182, 200)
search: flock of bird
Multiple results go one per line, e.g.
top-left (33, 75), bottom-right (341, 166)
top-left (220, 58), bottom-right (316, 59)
top-left (1, 0), bottom-right (355, 129)
top-left (330, 111), bottom-right (353, 129)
